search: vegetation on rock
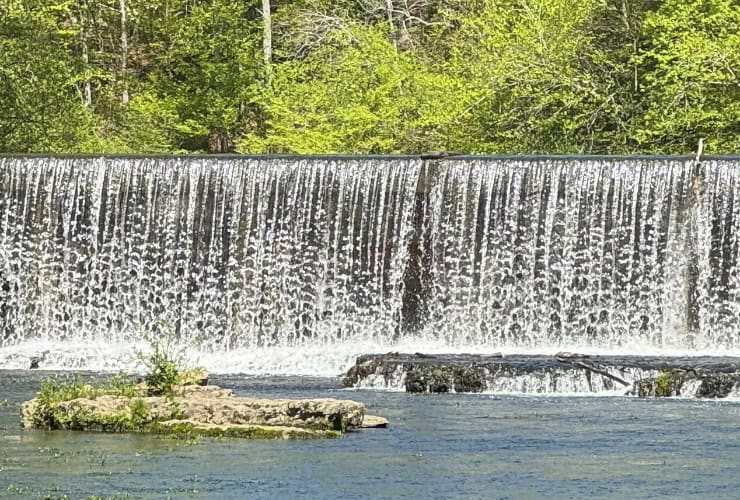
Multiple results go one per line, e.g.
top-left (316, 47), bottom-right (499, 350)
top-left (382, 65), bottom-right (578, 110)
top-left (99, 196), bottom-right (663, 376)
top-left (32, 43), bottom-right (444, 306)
top-left (23, 330), bottom-right (370, 439)
top-left (653, 371), bottom-right (674, 397)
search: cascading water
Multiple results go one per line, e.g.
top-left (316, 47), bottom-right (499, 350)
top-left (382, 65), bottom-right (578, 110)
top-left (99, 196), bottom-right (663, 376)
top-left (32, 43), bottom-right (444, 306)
top-left (0, 156), bottom-right (420, 374)
top-left (0, 155), bottom-right (738, 376)
top-left (420, 157), bottom-right (740, 355)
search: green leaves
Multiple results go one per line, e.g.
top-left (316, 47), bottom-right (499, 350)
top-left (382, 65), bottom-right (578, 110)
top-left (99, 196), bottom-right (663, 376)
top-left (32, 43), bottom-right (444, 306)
top-left (637, 0), bottom-right (740, 152)
top-left (1, 0), bottom-right (737, 154)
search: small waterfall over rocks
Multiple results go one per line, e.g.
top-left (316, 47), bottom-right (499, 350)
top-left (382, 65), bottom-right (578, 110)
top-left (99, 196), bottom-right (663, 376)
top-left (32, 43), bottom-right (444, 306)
top-left (1, 155), bottom-right (739, 377)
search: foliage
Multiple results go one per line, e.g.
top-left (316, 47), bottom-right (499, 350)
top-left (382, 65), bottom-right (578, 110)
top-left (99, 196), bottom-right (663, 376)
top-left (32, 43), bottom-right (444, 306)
top-left (0, 2), bottom-right (100, 152)
top-left (0, 0), bottom-right (737, 154)
top-left (240, 25), bottom-right (460, 153)
top-left (32, 373), bottom-right (138, 429)
top-left (137, 320), bottom-right (188, 396)
top-left (636, 0), bottom-right (740, 152)
top-left (36, 374), bottom-right (136, 406)
top-left (653, 370), bottom-right (674, 397)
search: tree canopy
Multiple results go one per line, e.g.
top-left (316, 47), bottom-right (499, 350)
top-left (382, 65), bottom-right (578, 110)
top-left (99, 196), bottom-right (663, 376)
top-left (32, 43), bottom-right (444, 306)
top-left (0, 0), bottom-right (737, 154)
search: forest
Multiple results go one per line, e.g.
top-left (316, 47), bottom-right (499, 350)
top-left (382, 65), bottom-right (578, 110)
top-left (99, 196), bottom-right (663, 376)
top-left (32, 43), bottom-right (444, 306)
top-left (0, 0), bottom-right (738, 154)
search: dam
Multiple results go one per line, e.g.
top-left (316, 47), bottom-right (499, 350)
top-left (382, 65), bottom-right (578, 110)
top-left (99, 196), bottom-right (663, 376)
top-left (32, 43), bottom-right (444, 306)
top-left (1, 154), bottom-right (739, 375)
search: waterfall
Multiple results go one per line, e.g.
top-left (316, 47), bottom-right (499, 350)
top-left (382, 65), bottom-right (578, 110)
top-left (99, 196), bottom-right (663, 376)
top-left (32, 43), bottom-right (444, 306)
top-left (1, 155), bottom-right (738, 374)
top-left (420, 157), bottom-right (740, 354)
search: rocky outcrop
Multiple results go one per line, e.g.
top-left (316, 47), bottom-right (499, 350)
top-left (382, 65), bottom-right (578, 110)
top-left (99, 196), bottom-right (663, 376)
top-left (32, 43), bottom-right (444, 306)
top-left (344, 353), bottom-right (495, 393)
top-left (632, 370), bottom-right (740, 398)
top-left (632, 369), bottom-right (693, 397)
top-left (343, 352), bottom-right (740, 398)
top-left (21, 374), bottom-right (378, 439)
top-left (360, 415), bottom-right (389, 428)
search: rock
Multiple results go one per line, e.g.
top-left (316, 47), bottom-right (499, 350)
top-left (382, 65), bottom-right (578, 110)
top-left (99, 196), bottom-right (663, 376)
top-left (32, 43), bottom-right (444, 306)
top-left (696, 374), bottom-right (739, 398)
top-left (453, 365), bottom-right (487, 393)
top-left (344, 353), bottom-right (740, 397)
top-left (633, 369), bottom-right (694, 397)
top-left (401, 364), bottom-right (485, 393)
top-left (174, 396), bottom-right (364, 431)
top-left (631, 370), bottom-right (740, 398)
top-left (360, 415), bottom-right (389, 428)
top-left (343, 356), bottom-right (385, 388)
top-left (20, 379), bottom-right (371, 439)
top-left (176, 385), bottom-right (233, 398)
top-left (29, 357), bottom-right (40, 369)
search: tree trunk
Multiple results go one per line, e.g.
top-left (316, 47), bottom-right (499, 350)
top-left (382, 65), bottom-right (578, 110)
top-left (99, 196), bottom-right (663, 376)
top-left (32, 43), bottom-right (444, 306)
top-left (80, 15), bottom-right (92, 107)
top-left (384, 0), bottom-right (395, 31)
top-left (262, 0), bottom-right (272, 81)
top-left (119, 0), bottom-right (129, 105)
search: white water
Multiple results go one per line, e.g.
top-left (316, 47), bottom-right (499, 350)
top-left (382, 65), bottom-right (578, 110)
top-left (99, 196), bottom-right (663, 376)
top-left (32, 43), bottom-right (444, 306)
top-left (423, 157), bottom-right (740, 353)
top-left (1, 156), bottom-right (739, 376)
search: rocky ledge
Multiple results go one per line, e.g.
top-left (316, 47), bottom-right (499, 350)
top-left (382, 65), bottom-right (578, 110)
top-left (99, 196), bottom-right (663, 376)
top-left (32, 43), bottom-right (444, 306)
top-left (22, 371), bottom-right (387, 439)
top-left (343, 352), bottom-right (740, 398)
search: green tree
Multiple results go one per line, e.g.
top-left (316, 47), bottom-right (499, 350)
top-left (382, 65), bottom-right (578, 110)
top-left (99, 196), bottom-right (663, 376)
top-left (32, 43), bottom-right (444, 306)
top-left (0, 1), bottom-right (100, 152)
top-left (136, 0), bottom-right (265, 152)
top-left (438, 0), bottom-right (636, 153)
top-left (636, 0), bottom-right (739, 152)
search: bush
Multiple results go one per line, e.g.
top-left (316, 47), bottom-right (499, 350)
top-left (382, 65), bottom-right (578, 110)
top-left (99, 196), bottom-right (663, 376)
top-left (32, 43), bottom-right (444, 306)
top-left (137, 320), bottom-right (189, 396)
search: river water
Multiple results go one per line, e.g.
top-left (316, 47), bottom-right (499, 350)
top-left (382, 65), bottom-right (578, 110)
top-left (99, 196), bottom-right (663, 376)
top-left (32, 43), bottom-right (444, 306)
top-left (2, 371), bottom-right (740, 499)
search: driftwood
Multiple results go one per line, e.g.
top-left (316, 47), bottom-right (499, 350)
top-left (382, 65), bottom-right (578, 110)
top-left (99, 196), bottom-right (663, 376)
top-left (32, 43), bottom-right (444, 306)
top-left (554, 354), bottom-right (630, 387)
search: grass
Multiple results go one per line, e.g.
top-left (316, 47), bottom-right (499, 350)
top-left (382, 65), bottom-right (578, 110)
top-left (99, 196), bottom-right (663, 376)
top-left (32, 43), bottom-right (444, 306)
top-left (37, 374), bottom-right (137, 405)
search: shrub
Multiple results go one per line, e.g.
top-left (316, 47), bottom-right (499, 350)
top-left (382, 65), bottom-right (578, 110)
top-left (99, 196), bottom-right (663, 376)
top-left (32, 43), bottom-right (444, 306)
top-left (137, 320), bottom-right (189, 396)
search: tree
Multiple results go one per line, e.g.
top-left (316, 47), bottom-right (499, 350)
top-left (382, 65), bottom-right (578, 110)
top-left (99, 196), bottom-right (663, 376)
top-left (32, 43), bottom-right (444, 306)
top-left (436, 0), bottom-right (636, 153)
top-left (636, 0), bottom-right (739, 152)
top-left (0, 1), bottom-right (101, 152)
top-left (119, 0), bottom-right (265, 152)
top-left (262, 0), bottom-right (272, 78)
top-left (238, 23), bottom-right (462, 153)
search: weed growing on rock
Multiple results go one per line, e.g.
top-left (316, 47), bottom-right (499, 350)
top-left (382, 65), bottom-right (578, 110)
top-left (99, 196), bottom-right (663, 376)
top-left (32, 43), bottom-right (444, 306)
top-left (137, 320), bottom-right (190, 396)
top-left (654, 371), bottom-right (673, 397)
top-left (37, 374), bottom-right (136, 406)
top-left (32, 374), bottom-right (138, 429)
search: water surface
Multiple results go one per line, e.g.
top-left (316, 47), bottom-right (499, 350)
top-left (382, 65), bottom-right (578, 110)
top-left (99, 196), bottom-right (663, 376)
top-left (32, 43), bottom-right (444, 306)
top-left (2, 371), bottom-right (740, 499)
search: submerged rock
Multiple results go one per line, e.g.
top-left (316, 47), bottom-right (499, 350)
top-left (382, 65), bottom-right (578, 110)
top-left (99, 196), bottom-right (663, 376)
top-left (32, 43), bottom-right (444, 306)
top-left (21, 372), bottom-right (382, 439)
